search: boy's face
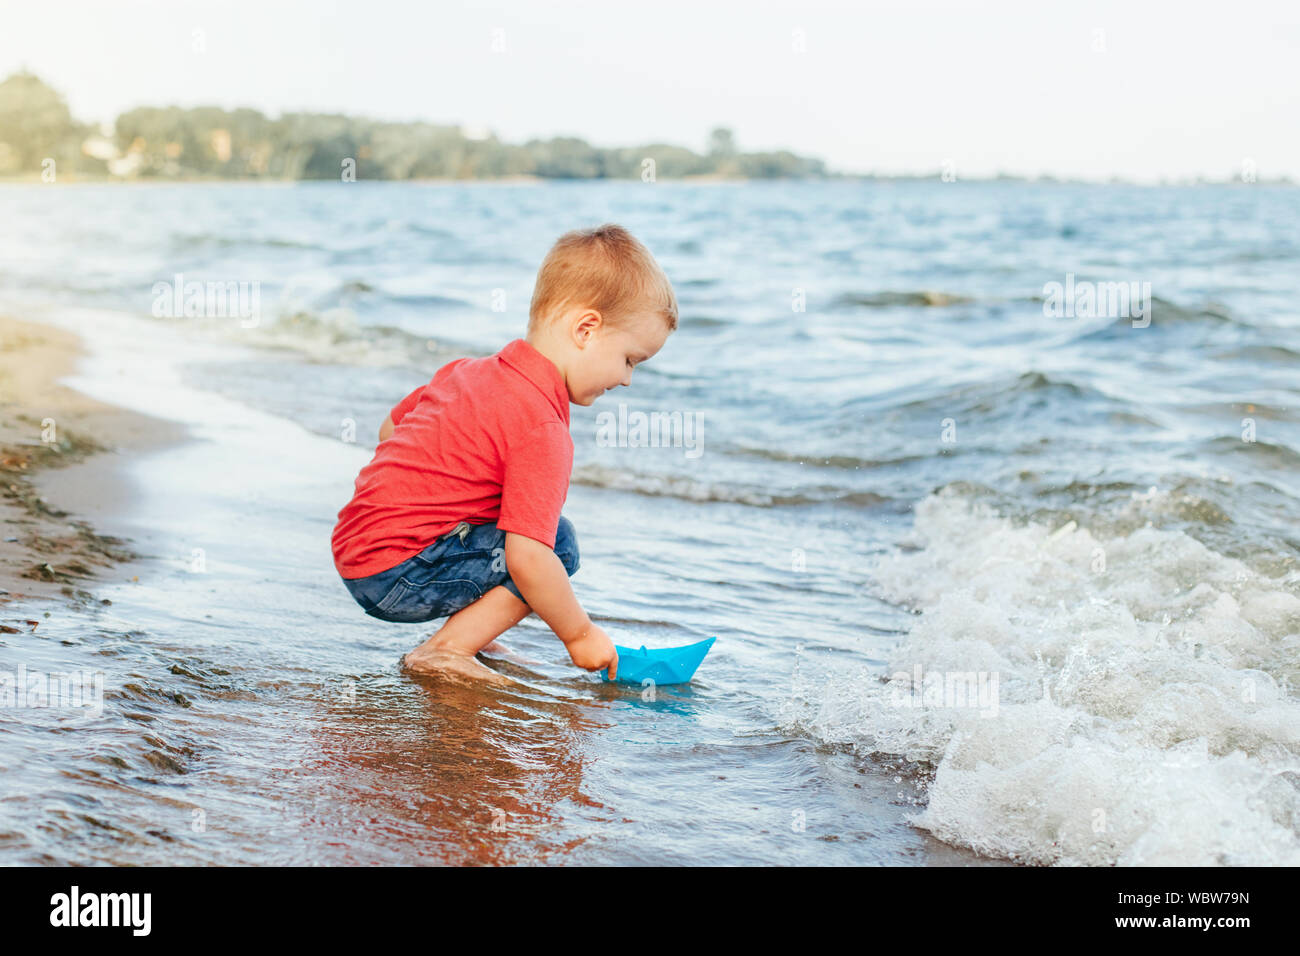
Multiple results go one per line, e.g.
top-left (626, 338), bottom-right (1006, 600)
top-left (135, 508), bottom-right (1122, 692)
top-left (567, 309), bottom-right (670, 407)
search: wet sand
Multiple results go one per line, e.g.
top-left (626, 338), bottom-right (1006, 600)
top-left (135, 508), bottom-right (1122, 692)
top-left (0, 313), bottom-right (187, 610)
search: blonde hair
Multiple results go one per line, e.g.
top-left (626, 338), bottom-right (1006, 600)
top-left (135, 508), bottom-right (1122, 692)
top-left (528, 223), bottom-right (678, 336)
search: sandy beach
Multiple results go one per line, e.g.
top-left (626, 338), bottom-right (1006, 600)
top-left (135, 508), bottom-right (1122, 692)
top-left (0, 314), bottom-right (186, 609)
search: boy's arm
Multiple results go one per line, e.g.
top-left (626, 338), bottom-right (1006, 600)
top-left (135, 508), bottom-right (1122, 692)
top-left (504, 532), bottom-right (617, 677)
top-left (378, 415), bottom-right (395, 442)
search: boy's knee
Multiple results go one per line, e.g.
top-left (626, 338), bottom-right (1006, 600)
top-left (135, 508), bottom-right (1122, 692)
top-left (555, 515), bottom-right (580, 576)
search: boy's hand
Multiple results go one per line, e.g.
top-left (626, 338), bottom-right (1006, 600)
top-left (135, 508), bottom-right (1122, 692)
top-left (565, 623), bottom-right (618, 679)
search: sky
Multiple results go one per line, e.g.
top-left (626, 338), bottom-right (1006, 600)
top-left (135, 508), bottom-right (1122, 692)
top-left (3, 0), bottom-right (1298, 182)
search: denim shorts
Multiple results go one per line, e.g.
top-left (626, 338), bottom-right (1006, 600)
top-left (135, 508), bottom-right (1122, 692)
top-left (341, 515), bottom-right (579, 623)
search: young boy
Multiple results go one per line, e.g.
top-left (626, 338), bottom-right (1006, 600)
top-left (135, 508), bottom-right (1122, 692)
top-left (332, 224), bottom-right (677, 682)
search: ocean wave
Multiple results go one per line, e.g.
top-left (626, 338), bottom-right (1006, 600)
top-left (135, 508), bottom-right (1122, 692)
top-left (1069, 297), bottom-right (1243, 340)
top-left (571, 463), bottom-right (891, 508)
top-left (1224, 246), bottom-right (1300, 264)
top-left (871, 370), bottom-right (1097, 419)
top-left (306, 279), bottom-right (471, 313)
top-left (722, 444), bottom-right (926, 471)
top-left (823, 369), bottom-right (1082, 425)
top-left (780, 487), bottom-right (1300, 865)
top-left (1143, 296), bottom-right (1239, 325)
top-left (151, 304), bottom-right (485, 369)
top-left (835, 290), bottom-right (974, 309)
top-left (1196, 436), bottom-right (1300, 468)
top-left (169, 232), bottom-right (325, 251)
top-left (1038, 480), bottom-right (1237, 530)
top-left (404, 222), bottom-right (456, 239)
top-left (1210, 344), bottom-right (1300, 364)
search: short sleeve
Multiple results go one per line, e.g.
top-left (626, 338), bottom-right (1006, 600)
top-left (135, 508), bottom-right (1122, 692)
top-left (498, 422), bottom-right (573, 548)
top-left (388, 384), bottom-right (425, 427)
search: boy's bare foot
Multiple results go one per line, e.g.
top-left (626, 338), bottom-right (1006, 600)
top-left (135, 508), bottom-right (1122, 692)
top-left (402, 646), bottom-right (512, 686)
top-left (472, 638), bottom-right (543, 669)
top-left (399, 585), bottom-right (532, 684)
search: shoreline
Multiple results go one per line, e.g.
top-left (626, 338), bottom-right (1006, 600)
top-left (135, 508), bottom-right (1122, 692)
top-left (0, 313), bottom-right (188, 611)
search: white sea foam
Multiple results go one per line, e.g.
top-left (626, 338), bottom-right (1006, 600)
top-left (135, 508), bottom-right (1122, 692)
top-left (783, 487), bottom-right (1300, 865)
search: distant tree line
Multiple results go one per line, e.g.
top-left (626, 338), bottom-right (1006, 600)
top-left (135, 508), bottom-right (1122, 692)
top-left (0, 71), bottom-right (828, 181)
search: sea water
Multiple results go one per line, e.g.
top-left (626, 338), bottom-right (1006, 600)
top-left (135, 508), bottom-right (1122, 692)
top-left (0, 180), bottom-right (1296, 864)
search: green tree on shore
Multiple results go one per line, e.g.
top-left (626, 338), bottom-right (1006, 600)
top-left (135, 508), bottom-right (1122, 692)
top-left (0, 70), bottom-right (828, 181)
top-left (0, 71), bottom-right (105, 176)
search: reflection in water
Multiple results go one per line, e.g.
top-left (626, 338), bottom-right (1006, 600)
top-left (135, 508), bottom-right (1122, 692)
top-left (311, 668), bottom-right (611, 865)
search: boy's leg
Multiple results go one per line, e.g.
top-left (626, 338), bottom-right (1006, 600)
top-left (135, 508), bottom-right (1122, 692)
top-left (401, 515), bottom-right (578, 680)
top-left (402, 585), bottom-right (530, 678)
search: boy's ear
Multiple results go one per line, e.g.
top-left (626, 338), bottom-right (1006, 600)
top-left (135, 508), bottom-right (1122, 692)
top-left (572, 309), bottom-right (603, 344)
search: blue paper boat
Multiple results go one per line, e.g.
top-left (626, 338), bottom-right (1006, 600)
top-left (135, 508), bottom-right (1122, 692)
top-left (602, 636), bottom-right (716, 685)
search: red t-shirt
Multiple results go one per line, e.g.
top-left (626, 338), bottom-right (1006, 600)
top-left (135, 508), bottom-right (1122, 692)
top-left (332, 338), bottom-right (574, 579)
